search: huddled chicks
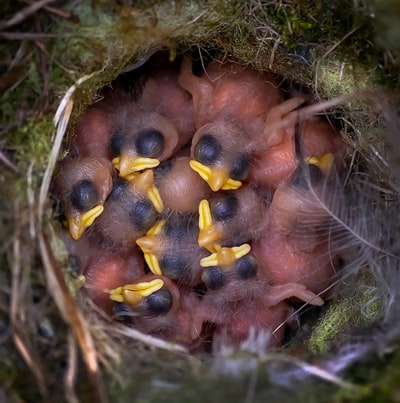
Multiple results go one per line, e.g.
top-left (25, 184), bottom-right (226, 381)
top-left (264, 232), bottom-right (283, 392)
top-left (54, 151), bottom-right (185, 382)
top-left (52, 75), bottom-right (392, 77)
top-left (53, 52), bottom-right (349, 352)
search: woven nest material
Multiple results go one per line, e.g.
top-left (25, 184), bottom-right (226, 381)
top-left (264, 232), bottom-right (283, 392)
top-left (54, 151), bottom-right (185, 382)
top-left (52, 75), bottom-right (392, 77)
top-left (1, 1), bottom-right (400, 402)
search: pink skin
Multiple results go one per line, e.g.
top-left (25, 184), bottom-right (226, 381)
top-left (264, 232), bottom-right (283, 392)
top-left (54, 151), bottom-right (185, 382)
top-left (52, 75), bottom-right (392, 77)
top-left (155, 157), bottom-right (212, 213)
top-left (179, 57), bottom-right (283, 132)
top-left (252, 174), bottom-right (340, 297)
top-left (117, 275), bottom-right (204, 346)
top-left (198, 275), bottom-right (322, 348)
top-left (81, 247), bottom-right (145, 315)
top-left (250, 97), bottom-right (347, 187)
top-left (143, 54), bottom-right (196, 148)
top-left (69, 87), bottom-right (132, 159)
top-left (211, 299), bottom-right (296, 349)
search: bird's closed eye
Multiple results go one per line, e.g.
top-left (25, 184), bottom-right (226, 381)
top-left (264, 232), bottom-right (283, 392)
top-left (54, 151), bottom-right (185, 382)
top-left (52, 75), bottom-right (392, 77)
top-left (210, 193), bottom-right (238, 222)
top-left (201, 266), bottom-right (227, 290)
top-left (194, 134), bottom-right (222, 166)
top-left (135, 129), bottom-right (165, 158)
top-left (143, 289), bottom-right (173, 315)
top-left (70, 180), bottom-right (99, 212)
top-left (230, 152), bottom-right (250, 181)
top-left (235, 254), bottom-right (258, 279)
top-left (130, 198), bottom-right (158, 230)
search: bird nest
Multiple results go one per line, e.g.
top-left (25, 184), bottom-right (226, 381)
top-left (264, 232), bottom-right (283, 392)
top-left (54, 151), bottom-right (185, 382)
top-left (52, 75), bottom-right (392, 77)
top-left (1, 1), bottom-right (400, 402)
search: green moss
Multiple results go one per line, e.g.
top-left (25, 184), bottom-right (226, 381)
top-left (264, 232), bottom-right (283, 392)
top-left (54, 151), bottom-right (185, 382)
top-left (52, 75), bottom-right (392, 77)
top-left (308, 275), bottom-right (382, 354)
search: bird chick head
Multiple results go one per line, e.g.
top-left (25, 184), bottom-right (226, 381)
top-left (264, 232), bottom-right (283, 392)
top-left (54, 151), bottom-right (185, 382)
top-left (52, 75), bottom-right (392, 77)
top-left (200, 245), bottom-right (257, 290)
top-left (54, 157), bottom-right (114, 240)
top-left (109, 277), bottom-right (173, 315)
top-left (111, 112), bottom-right (179, 179)
top-left (190, 122), bottom-right (251, 192)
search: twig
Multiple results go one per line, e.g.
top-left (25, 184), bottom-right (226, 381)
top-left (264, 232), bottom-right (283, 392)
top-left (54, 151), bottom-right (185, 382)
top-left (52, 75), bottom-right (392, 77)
top-left (0, 0), bottom-right (55, 30)
top-left (0, 32), bottom-right (57, 40)
top-left (21, 0), bottom-right (79, 22)
top-left (37, 71), bottom-right (108, 403)
top-left (10, 236), bottom-right (50, 400)
top-left (0, 150), bottom-right (19, 172)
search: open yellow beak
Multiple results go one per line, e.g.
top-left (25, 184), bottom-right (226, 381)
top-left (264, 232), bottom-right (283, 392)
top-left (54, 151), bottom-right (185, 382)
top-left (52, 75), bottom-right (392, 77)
top-left (136, 220), bottom-right (166, 275)
top-left (198, 199), bottom-right (222, 251)
top-left (189, 160), bottom-right (242, 192)
top-left (200, 244), bottom-right (251, 268)
top-left (109, 278), bottom-right (164, 307)
top-left (68, 204), bottom-right (104, 240)
top-left (130, 169), bottom-right (164, 213)
top-left (113, 153), bottom-right (160, 178)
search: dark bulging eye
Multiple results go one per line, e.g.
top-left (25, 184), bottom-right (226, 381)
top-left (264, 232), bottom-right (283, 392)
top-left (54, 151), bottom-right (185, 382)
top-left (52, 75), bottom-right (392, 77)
top-left (236, 254), bottom-right (258, 280)
top-left (194, 134), bottom-right (222, 166)
top-left (135, 129), bottom-right (164, 157)
top-left (130, 199), bottom-right (158, 231)
top-left (70, 180), bottom-right (98, 212)
top-left (230, 153), bottom-right (250, 181)
top-left (202, 267), bottom-right (226, 290)
top-left (292, 164), bottom-right (323, 188)
top-left (160, 255), bottom-right (189, 281)
top-left (145, 289), bottom-right (172, 315)
top-left (109, 178), bottom-right (128, 200)
top-left (110, 132), bottom-right (124, 157)
top-left (210, 193), bottom-right (238, 222)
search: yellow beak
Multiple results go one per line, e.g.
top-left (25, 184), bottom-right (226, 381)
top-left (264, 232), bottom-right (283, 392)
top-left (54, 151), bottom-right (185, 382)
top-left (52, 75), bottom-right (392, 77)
top-left (200, 244), bottom-right (251, 268)
top-left (68, 204), bottom-right (104, 240)
top-left (198, 199), bottom-right (222, 251)
top-left (109, 278), bottom-right (164, 307)
top-left (189, 160), bottom-right (242, 192)
top-left (113, 153), bottom-right (160, 178)
top-left (129, 170), bottom-right (164, 213)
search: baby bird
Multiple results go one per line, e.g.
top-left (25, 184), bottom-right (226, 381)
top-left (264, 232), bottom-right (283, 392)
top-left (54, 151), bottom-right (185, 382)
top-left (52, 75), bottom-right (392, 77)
top-left (154, 157), bottom-right (212, 213)
top-left (135, 214), bottom-right (208, 286)
top-left (198, 252), bottom-right (323, 348)
top-left (249, 97), bottom-right (347, 187)
top-left (92, 170), bottom-right (163, 250)
top-left (109, 275), bottom-right (204, 346)
top-left (178, 57), bottom-right (283, 130)
top-left (110, 107), bottom-right (181, 179)
top-left (211, 297), bottom-right (297, 350)
top-left (198, 185), bottom-right (266, 251)
top-left (69, 84), bottom-right (179, 175)
top-left (189, 121), bottom-right (253, 191)
top-left (252, 158), bottom-right (342, 297)
top-left (200, 244), bottom-right (257, 290)
top-left (71, 55), bottom-right (196, 179)
top-left (179, 57), bottom-right (283, 192)
top-left (69, 85), bottom-right (132, 160)
top-left (64, 233), bottom-right (145, 315)
top-left (112, 55), bottom-right (197, 179)
top-left (53, 156), bottom-right (114, 240)
top-left (142, 53), bottom-right (196, 147)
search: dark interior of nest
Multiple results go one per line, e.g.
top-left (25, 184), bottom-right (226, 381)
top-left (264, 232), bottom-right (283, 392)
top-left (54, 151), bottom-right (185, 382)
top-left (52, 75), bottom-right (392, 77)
top-left (51, 49), bottom-right (355, 354)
